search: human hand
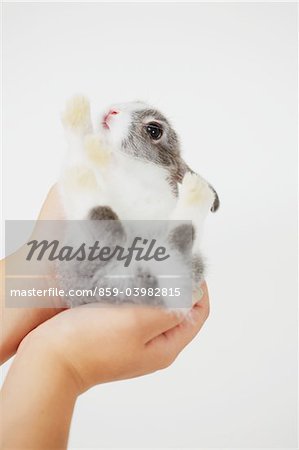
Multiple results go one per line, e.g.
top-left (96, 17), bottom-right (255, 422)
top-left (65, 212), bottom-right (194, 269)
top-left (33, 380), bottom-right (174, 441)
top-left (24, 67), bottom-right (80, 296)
top-left (1, 284), bottom-right (209, 449)
top-left (21, 286), bottom-right (210, 393)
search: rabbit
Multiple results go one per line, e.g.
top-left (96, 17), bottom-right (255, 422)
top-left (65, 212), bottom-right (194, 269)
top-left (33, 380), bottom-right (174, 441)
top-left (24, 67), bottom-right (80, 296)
top-left (57, 96), bottom-right (219, 308)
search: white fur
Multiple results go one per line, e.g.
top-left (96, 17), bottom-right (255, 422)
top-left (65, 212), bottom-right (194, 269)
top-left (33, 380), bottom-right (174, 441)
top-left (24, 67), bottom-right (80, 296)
top-left (58, 96), bottom-right (215, 309)
top-left (59, 96), bottom-right (214, 235)
top-left (60, 97), bottom-right (181, 221)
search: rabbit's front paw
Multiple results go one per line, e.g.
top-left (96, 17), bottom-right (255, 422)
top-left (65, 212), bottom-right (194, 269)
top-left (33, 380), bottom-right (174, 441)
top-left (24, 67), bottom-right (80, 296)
top-left (62, 95), bottom-right (91, 133)
top-left (180, 172), bottom-right (215, 210)
top-left (84, 135), bottom-right (111, 167)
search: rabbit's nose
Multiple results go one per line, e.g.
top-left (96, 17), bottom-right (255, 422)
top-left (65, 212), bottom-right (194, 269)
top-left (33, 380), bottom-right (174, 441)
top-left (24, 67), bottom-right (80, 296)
top-left (105, 110), bottom-right (119, 121)
top-left (102, 109), bottom-right (120, 129)
top-left (106, 110), bottom-right (119, 119)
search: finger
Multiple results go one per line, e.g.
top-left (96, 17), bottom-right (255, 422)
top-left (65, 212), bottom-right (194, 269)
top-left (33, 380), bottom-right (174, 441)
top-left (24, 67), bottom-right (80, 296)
top-left (131, 305), bottom-right (187, 342)
top-left (165, 290), bottom-right (210, 348)
top-left (164, 282), bottom-right (210, 347)
top-left (146, 283), bottom-right (210, 361)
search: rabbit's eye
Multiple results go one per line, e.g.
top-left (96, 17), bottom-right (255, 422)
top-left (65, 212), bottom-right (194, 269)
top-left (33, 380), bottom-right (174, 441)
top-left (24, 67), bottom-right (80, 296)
top-left (146, 122), bottom-right (163, 140)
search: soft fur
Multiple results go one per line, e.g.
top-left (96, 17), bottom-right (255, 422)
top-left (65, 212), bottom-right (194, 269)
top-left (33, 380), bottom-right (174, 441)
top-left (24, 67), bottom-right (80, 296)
top-left (58, 96), bottom-right (218, 307)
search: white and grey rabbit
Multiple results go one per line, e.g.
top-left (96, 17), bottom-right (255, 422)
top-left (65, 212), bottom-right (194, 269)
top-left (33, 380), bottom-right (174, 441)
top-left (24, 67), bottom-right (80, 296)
top-left (57, 96), bottom-right (219, 308)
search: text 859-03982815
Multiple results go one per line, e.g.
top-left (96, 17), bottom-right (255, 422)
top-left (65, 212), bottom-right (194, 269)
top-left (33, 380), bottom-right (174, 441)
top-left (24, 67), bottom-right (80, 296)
top-left (95, 287), bottom-right (182, 297)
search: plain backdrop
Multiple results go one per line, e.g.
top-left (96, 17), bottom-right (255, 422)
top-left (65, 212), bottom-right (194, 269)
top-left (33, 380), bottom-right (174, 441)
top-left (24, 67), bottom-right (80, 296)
top-left (1, 2), bottom-right (298, 449)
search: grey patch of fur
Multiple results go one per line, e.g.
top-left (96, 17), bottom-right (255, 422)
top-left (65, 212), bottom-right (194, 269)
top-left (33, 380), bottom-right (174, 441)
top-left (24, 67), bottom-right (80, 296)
top-left (122, 109), bottom-right (181, 178)
top-left (89, 206), bottom-right (119, 220)
top-left (168, 224), bottom-right (194, 254)
top-left (56, 218), bottom-right (197, 308)
top-left (192, 254), bottom-right (205, 284)
top-left (210, 186), bottom-right (220, 212)
top-left (121, 107), bottom-right (220, 210)
top-left (135, 266), bottom-right (159, 289)
top-left (88, 207), bottom-right (126, 243)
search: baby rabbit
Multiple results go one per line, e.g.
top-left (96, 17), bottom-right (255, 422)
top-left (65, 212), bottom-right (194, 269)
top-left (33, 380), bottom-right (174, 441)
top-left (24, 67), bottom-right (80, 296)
top-left (58, 96), bottom-right (218, 307)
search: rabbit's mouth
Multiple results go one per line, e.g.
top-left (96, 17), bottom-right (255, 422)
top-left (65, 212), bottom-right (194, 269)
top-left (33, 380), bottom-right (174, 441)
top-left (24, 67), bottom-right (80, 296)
top-left (101, 115), bottom-right (110, 130)
top-left (102, 121), bottom-right (109, 130)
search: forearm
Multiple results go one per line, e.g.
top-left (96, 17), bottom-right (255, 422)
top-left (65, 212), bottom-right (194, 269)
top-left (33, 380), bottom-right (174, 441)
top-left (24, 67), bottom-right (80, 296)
top-left (0, 335), bottom-right (78, 449)
top-left (0, 305), bottom-right (60, 363)
top-left (1, 184), bottom-right (66, 363)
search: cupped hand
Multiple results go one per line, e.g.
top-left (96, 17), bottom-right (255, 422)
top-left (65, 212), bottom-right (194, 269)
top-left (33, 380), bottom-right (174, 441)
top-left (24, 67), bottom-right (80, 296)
top-left (21, 286), bottom-right (209, 393)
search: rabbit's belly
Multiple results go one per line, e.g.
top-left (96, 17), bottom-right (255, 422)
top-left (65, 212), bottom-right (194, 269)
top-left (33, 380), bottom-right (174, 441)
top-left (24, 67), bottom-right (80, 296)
top-left (111, 188), bottom-right (176, 220)
top-left (106, 158), bottom-right (177, 220)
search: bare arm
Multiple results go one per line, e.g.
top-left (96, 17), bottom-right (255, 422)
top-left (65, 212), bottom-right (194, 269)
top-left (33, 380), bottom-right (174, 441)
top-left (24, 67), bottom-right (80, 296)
top-left (0, 185), bottom-right (65, 363)
top-left (1, 289), bottom-right (209, 449)
top-left (0, 337), bottom-right (77, 449)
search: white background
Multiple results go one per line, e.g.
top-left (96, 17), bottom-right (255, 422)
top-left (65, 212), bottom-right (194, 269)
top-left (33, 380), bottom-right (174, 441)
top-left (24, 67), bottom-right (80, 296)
top-left (1, 2), bottom-right (298, 449)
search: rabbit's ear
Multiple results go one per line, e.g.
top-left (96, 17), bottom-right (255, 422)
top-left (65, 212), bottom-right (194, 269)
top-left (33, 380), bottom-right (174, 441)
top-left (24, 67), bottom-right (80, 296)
top-left (209, 185), bottom-right (220, 212)
top-left (180, 163), bottom-right (220, 213)
top-left (168, 223), bottom-right (194, 255)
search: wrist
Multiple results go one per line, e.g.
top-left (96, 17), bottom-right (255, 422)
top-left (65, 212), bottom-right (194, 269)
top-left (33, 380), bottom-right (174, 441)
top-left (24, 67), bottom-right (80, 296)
top-left (0, 306), bottom-right (64, 364)
top-left (1, 250), bottom-right (66, 363)
top-left (18, 328), bottom-right (83, 397)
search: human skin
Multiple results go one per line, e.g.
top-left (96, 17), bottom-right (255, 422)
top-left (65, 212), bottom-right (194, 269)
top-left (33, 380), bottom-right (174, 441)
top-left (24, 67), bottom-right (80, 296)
top-left (0, 185), bottom-right (210, 449)
top-left (0, 185), bottom-right (65, 364)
